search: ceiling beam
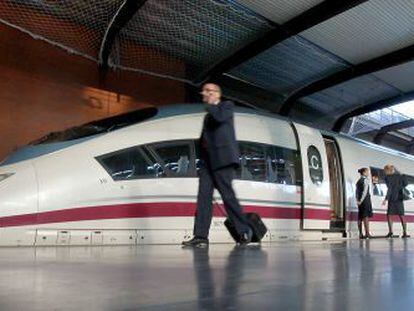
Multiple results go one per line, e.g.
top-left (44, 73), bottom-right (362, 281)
top-left (98, 0), bottom-right (148, 70)
top-left (406, 138), bottom-right (414, 154)
top-left (332, 91), bottom-right (414, 132)
top-left (194, 0), bottom-right (369, 84)
top-left (373, 119), bottom-right (414, 144)
top-left (215, 75), bottom-right (284, 113)
top-left (279, 43), bottom-right (414, 116)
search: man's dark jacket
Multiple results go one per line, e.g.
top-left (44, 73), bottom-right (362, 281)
top-left (200, 101), bottom-right (240, 171)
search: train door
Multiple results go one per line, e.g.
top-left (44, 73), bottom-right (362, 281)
top-left (293, 123), bottom-right (331, 230)
top-left (323, 137), bottom-right (345, 230)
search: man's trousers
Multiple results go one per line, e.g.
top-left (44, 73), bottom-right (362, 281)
top-left (194, 165), bottom-right (248, 239)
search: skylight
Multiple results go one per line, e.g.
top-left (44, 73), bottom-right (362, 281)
top-left (391, 100), bottom-right (414, 118)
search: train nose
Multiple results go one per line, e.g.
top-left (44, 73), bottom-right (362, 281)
top-left (0, 162), bottom-right (38, 223)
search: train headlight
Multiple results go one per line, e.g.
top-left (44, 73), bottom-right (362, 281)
top-left (0, 173), bottom-right (14, 182)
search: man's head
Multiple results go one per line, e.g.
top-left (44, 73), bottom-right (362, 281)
top-left (200, 83), bottom-right (221, 105)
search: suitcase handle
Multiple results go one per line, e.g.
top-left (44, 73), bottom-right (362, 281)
top-left (212, 198), bottom-right (227, 217)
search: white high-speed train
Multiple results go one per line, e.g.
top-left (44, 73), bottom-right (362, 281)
top-left (0, 104), bottom-right (413, 246)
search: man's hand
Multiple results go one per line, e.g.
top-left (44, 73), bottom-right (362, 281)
top-left (381, 200), bottom-right (387, 207)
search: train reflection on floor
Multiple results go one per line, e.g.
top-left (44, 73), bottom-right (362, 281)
top-left (0, 240), bottom-right (413, 310)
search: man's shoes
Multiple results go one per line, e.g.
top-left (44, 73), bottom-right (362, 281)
top-left (402, 232), bottom-right (410, 238)
top-left (239, 228), bottom-right (253, 246)
top-left (182, 236), bottom-right (209, 248)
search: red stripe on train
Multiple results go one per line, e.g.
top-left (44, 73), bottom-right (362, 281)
top-left (347, 211), bottom-right (414, 222)
top-left (0, 202), bottom-right (331, 227)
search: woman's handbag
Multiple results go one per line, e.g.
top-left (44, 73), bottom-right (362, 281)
top-left (402, 188), bottom-right (412, 201)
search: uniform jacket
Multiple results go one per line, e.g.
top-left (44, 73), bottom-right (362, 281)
top-left (385, 173), bottom-right (408, 202)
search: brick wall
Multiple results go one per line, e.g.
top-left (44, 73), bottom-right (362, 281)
top-left (0, 23), bottom-right (186, 160)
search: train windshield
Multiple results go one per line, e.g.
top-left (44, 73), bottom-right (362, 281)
top-left (30, 107), bottom-right (158, 145)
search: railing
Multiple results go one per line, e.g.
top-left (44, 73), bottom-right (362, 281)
top-left (348, 106), bottom-right (414, 137)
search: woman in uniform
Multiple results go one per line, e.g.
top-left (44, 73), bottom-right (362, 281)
top-left (356, 167), bottom-right (373, 239)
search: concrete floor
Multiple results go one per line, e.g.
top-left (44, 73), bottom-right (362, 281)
top-left (0, 239), bottom-right (414, 310)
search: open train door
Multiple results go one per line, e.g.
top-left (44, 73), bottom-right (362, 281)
top-left (293, 123), bottom-right (331, 230)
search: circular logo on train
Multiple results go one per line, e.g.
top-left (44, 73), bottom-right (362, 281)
top-left (307, 145), bottom-right (323, 185)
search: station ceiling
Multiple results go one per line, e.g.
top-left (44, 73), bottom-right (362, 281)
top-left (1, 0), bottom-right (413, 151)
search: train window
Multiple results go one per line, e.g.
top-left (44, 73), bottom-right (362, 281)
top-left (405, 175), bottom-right (414, 184)
top-left (370, 167), bottom-right (386, 196)
top-left (403, 175), bottom-right (414, 197)
top-left (147, 141), bottom-right (194, 177)
top-left (370, 167), bottom-right (386, 183)
top-left (193, 139), bottom-right (301, 185)
top-left (238, 142), bottom-right (266, 182)
top-left (266, 146), bottom-right (300, 185)
top-left (96, 147), bottom-right (156, 180)
top-left (307, 146), bottom-right (323, 185)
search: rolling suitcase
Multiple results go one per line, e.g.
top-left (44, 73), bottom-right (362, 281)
top-left (214, 199), bottom-right (267, 243)
top-left (224, 212), bottom-right (267, 243)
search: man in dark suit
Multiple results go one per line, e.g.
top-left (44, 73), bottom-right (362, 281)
top-left (182, 83), bottom-right (252, 248)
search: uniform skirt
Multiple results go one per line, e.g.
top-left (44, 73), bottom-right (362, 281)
top-left (358, 198), bottom-right (373, 220)
top-left (387, 200), bottom-right (404, 215)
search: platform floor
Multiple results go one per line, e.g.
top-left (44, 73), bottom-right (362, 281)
top-left (1, 239), bottom-right (414, 310)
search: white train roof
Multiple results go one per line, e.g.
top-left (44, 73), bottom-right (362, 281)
top-left (1, 103), bottom-right (413, 166)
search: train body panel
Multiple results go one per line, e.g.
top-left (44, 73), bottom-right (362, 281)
top-left (0, 104), bottom-right (413, 245)
top-left (0, 161), bottom-right (38, 217)
top-left (336, 136), bottom-right (414, 236)
top-left (293, 123), bottom-right (331, 229)
top-left (235, 114), bottom-right (297, 149)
